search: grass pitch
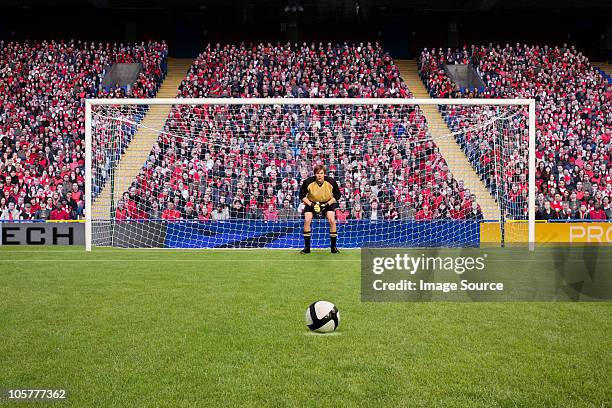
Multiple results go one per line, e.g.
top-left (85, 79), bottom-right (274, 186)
top-left (0, 247), bottom-right (610, 407)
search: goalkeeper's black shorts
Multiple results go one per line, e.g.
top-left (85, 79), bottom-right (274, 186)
top-left (303, 202), bottom-right (339, 216)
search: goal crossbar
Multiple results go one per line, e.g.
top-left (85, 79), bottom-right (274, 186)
top-left (86, 97), bottom-right (535, 106)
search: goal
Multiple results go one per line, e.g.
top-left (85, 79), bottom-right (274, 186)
top-left (85, 98), bottom-right (536, 250)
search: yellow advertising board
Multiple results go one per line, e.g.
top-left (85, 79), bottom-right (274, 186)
top-left (480, 222), bottom-right (612, 244)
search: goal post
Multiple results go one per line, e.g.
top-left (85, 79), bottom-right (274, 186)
top-left (84, 98), bottom-right (536, 251)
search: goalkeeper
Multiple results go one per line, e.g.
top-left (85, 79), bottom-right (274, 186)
top-left (298, 165), bottom-right (341, 254)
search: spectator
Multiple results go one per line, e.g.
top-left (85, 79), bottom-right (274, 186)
top-left (184, 205), bottom-right (198, 220)
top-left (246, 204), bottom-right (262, 220)
top-left (589, 202), bottom-right (607, 220)
top-left (278, 200), bottom-right (298, 220)
top-left (61, 199), bottom-right (75, 219)
top-left (399, 202), bottom-right (416, 220)
top-left (368, 200), bottom-right (382, 220)
top-left (69, 183), bottom-right (84, 218)
top-left (162, 201), bottom-right (182, 221)
top-left (211, 204), bottom-right (229, 221)
top-left (556, 203), bottom-right (574, 220)
top-left (415, 204), bottom-right (434, 220)
top-left (131, 199), bottom-right (149, 220)
top-left (385, 202), bottom-right (399, 220)
top-left (351, 202), bottom-right (364, 220)
top-left (602, 197), bottom-right (612, 219)
top-left (263, 204), bottom-right (279, 221)
top-left (20, 202), bottom-right (36, 220)
top-left (567, 191), bottom-right (580, 213)
top-left (573, 204), bottom-right (590, 220)
top-left (450, 202), bottom-right (463, 220)
top-left (335, 201), bottom-right (350, 223)
top-left (230, 201), bottom-right (247, 219)
top-left (49, 202), bottom-right (70, 220)
top-left (465, 202), bottom-right (484, 220)
top-left (536, 201), bottom-right (556, 221)
top-left (434, 202), bottom-right (451, 220)
top-left (35, 198), bottom-right (54, 220)
top-left (115, 200), bottom-right (128, 221)
top-left (0, 202), bottom-right (20, 221)
top-left (148, 200), bottom-right (162, 219)
top-left (550, 194), bottom-right (563, 214)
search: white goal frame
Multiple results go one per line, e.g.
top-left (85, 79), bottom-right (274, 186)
top-left (84, 98), bottom-right (536, 251)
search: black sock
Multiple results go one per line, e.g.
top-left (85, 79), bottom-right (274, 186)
top-left (330, 231), bottom-right (337, 248)
top-left (304, 230), bottom-right (311, 249)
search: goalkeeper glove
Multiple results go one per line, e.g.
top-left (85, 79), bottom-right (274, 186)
top-left (313, 202), bottom-right (327, 214)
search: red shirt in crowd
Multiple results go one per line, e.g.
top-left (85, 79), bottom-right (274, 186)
top-left (115, 207), bottom-right (128, 220)
top-left (415, 209), bottom-right (433, 220)
top-left (589, 209), bottom-right (607, 220)
top-left (71, 190), bottom-right (83, 202)
top-left (130, 208), bottom-right (148, 220)
top-left (550, 200), bottom-right (563, 213)
top-left (450, 208), bottom-right (464, 219)
top-left (335, 209), bottom-right (350, 223)
top-left (162, 209), bottom-right (182, 220)
top-left (125, 199), bottom-right (137, 218)
top-left (50, 208), bottom-right (71, 220)
top-left (263, 208), bottom-right (279, 221)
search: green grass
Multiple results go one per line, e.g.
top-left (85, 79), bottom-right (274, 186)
top-left (0, 247), bottom-right (610, 407)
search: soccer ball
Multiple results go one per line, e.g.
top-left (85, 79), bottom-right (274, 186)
top-left (305, 300), bottom-right (340, 333)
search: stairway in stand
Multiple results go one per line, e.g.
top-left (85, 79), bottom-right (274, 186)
top-left (594, 62), bottom-right (612, 80)
top-left (395, 59), bottom-right (499, 220)
top-left (92, 58), bottom-right (193, 219)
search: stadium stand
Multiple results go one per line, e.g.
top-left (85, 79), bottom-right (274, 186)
top-left (114, 42), bottom-right (487, 222)
top-left (0, 39), bottom-right (168, 220)
top-left (419, 43), bottom-right (611, 220)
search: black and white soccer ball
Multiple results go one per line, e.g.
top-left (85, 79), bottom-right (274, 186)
top-left (305, 300), bottom-right (340, 333)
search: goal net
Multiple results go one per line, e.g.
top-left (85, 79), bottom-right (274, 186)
top-left (85, 98), bottom-right (535, 250)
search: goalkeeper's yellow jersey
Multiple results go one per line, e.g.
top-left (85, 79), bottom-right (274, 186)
top-left (299, 176), bottom-right (341, 203)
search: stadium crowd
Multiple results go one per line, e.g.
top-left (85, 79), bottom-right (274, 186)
top-left (3, 39), bottom-right (608, 223)
top-left (420, 43), bottom-right (612, 220)
top-left (111, 42), bottom-right (492, 222)
top-left (0, 39), bottom-right (168, 220)
top-left (179, 42), bottom-right (411, 98)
